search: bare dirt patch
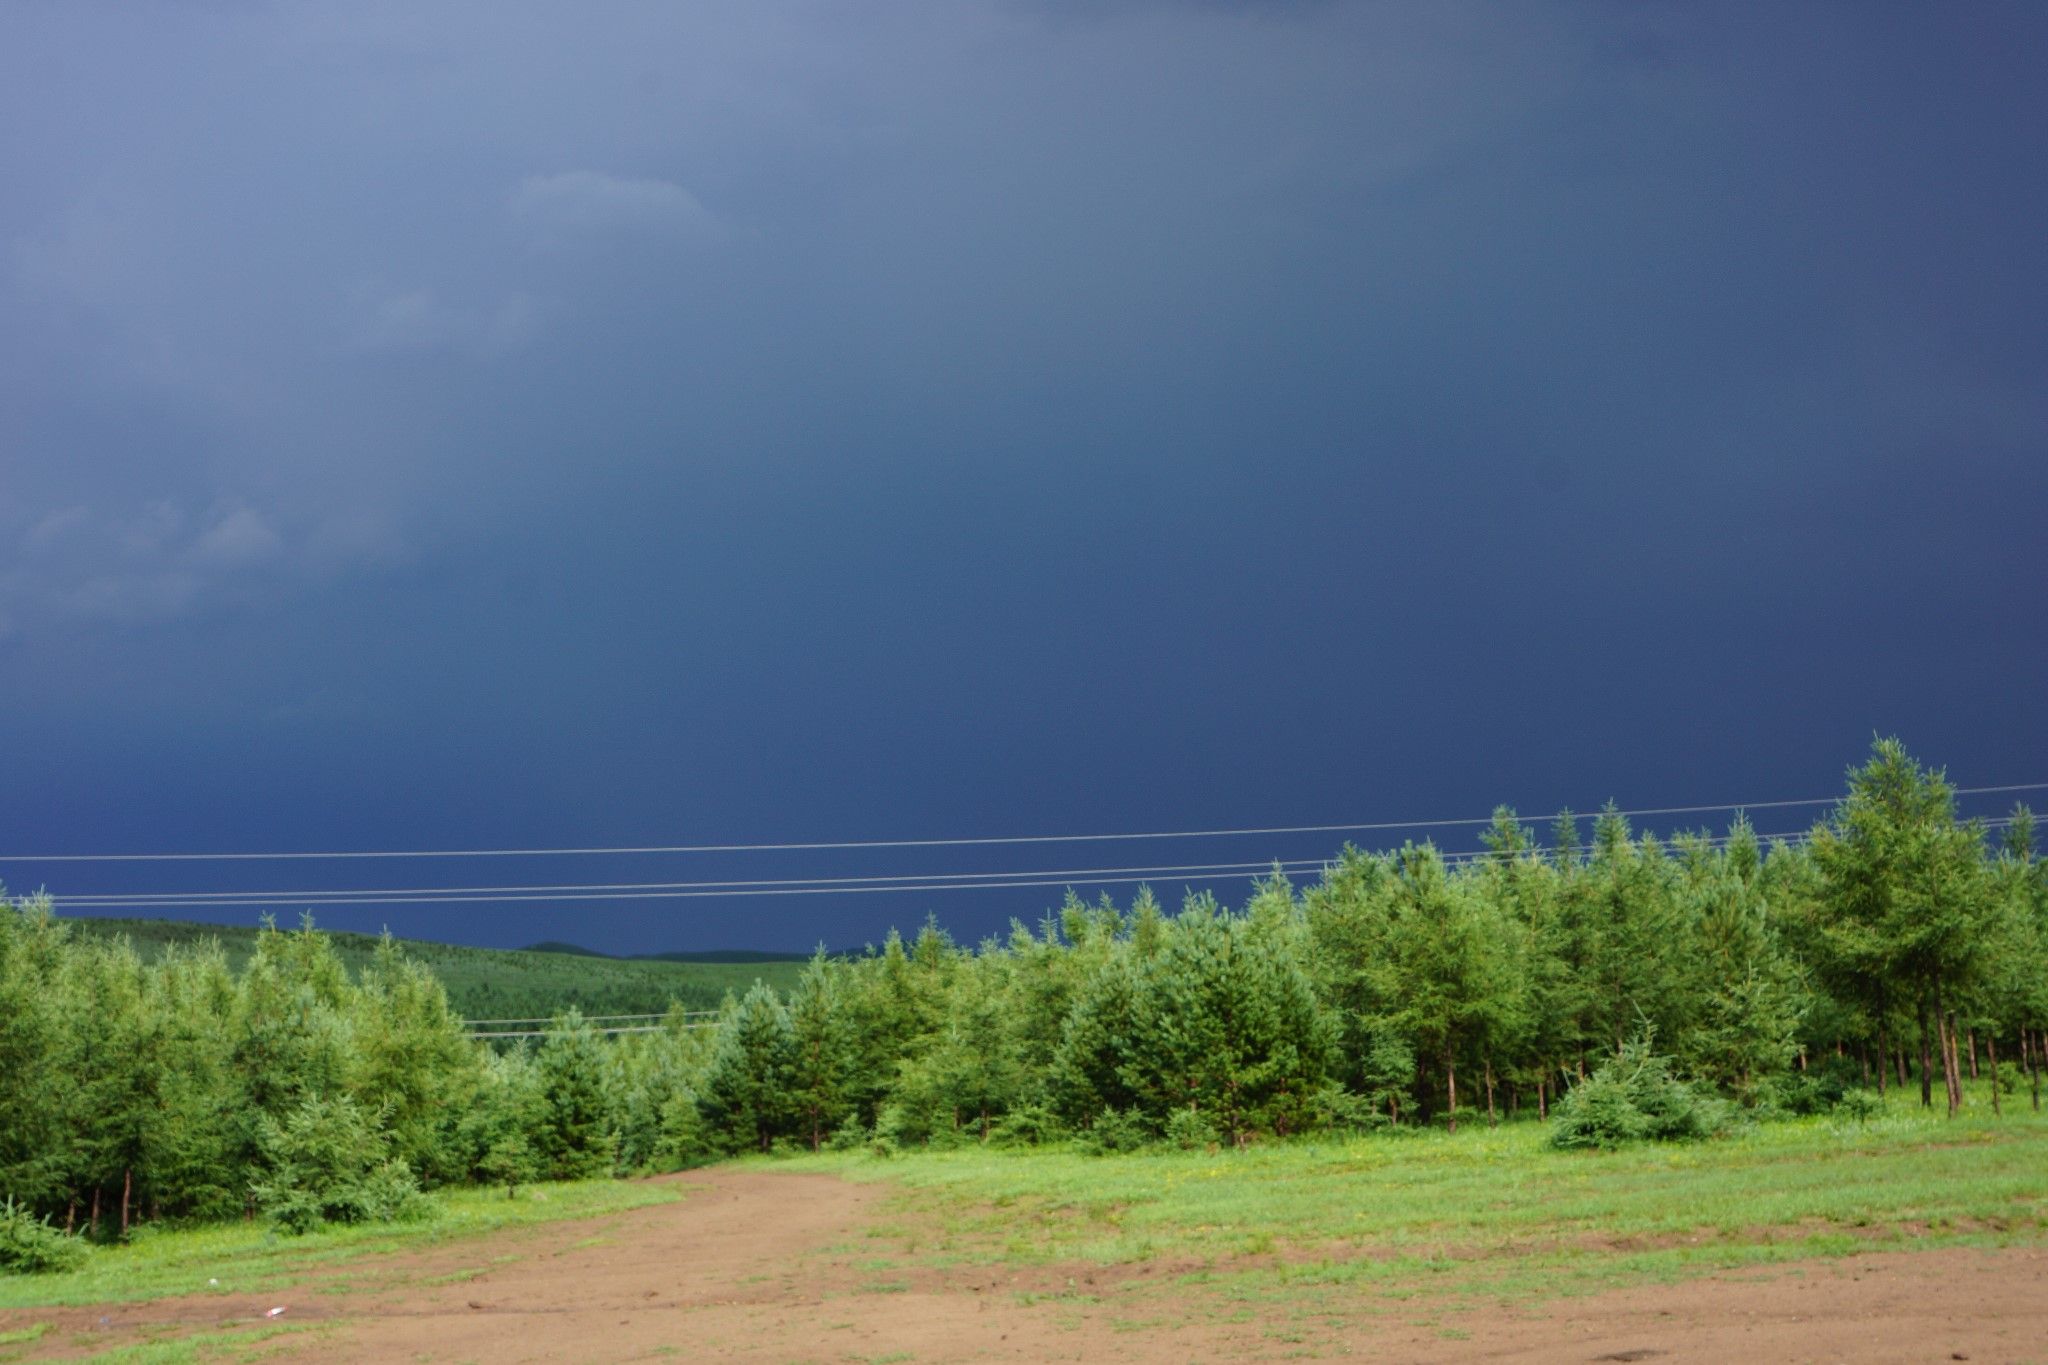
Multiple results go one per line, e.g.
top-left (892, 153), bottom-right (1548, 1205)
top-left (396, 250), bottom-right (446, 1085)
top-left (5, 1170), bottom-right (2046, 1362)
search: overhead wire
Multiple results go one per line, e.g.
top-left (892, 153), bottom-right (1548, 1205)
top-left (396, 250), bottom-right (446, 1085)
top-left (40, 857), bottom-right (1355, 907)
top-left (39, 861), bottom-right (1338, 910)
top-left (33, 816), bottom-right (2026, 912)
top-left (3, 781), bottom-right (2041, 864)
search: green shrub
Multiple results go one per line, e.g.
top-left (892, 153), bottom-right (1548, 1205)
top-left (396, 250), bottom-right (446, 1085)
top-left (478, 1133), bottom-right (538, 1199)
top-left (1550, 1035), bottom-right (1726, 1150)
top-left (251, 1095), bottom-right (433, 1234)
top-left (825, 1117), bottom-right (872, 1152)
top-left (1080, 1106), bottom-right (1151, 1155)
top-left (1164, 1107), bottom-right (1220, 1151)
top-left (1307, 1083), bottom-right (1385, 1136)
top-left (989, 1103), bottom-right (1063, 1148)
top-left (1762, 1055), bottom-right (1863, 1116)
top-left (0, 1198), bottom-right (89, 1274)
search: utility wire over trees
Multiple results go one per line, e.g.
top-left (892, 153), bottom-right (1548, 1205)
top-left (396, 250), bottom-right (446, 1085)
top-left (2, 740), bottom-right (2044, 1262)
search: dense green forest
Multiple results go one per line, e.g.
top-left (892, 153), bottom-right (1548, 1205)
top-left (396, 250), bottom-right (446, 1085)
top-left (2, 741), bottom-right (2043, 1261)
top-left (58, 919), bottom-right (805, 1021)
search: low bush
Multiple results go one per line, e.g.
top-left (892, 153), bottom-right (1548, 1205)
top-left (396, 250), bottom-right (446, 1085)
top-left (1164, 1107), bottom-right (1220, 1151)
top-left (825, 1117), bottom-right (872, 1152)
top-left (989, 1104), bottom-right (1063, 1148)
top-left (1080, 1106), bottom-right (1151, 1155)
top-left (1550, 1035), bottom-right (1727, 1150)
top-left (250, 1095), bottom-right (433, 1234)
top-left (0, 1198), bottom-right (88, 1275)
top-left (1763, 1055), bottom-right (1864, 1116)
top-left (1307, 1083), bottom-right (1386, 1136)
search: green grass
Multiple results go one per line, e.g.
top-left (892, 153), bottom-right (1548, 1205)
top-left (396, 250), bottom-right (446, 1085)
top-left (58, 1323), bottom-right (320, 1365)
top-left (777, 1091), bottom-right (2048, 1306)
top-left (58, 916), bottom-right (806, 1021)
top-left (0, 1179), bottom-right (680, 1312)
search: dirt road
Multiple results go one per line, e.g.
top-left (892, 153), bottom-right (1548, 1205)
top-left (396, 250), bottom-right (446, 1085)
top-left (7, 1170), bottom-right (2046, 1362)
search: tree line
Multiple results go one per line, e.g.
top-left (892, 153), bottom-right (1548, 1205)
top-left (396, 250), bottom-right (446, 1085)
top-left (2, 739), bottom-right (2042, 1247)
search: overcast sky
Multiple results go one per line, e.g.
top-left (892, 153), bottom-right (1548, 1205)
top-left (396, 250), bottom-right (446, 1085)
top-left (3, 1), bottom-right (2044, 953)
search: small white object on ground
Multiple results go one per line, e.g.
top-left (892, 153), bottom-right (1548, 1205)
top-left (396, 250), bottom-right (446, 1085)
top-left (266, 1307), bottom-right (286, 1318)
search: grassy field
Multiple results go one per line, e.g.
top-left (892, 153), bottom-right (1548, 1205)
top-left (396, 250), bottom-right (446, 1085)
top-left (0, 1179), bottom-right (683, 1365)
top-left (0, 1179), bottom-right (680, 1316)
top-left (7, 1092), bottom-right (2044, 1361)
top-left (59, 917), bottom-right (806, 1021)
top-left (781, 1087), bottom-right (2048, 1307)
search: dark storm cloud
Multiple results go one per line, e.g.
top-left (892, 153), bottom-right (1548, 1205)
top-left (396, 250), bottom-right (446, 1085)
top-left (2, 2), bottom-right (2044, 950)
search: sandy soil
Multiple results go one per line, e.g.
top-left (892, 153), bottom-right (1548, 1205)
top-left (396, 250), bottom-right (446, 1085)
top-left (5, 1170), bottom-right (2045, 1362)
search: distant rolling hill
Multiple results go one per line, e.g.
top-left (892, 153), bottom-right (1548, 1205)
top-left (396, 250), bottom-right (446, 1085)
top-left (523, 941), bottom-right (814, 965)
top-left (61, 917), bottom-right (808, 1022)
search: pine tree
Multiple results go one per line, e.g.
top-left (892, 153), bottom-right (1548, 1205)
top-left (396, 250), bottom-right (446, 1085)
top-left (533, 1011), bottom-right (618, 1178)
top-left (351, 935), bottom-right (480, 1184)
top-left (696, 984), bottom-right (795, 1154)
top-left (1369, 847), bottom-right (1512, 1132)
top-left (786, 952), bottom-right (853, 1150)
top-left (1810, 739), bottom-right (1994, 1116)
top-left (1119, 895), bottom-right (1333, 1144)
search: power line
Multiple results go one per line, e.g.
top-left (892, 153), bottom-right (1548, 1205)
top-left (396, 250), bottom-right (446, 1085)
top-left (41, 857), bottom-right (1350, 907)
top-left (40, 816), bottom-right (2025, 912)
top-left (4, 782), bottom-right (2041, 865)
top-left (41, 814), bottom-right (2026, 912)
top-left (40, 861), bottom-right (1336, 910)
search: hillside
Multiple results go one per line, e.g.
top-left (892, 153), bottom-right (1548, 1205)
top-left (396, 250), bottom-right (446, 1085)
top-left (522, 940), bottom-right (809, 965)
top-left (61, 917), bottom-right (808, 1021)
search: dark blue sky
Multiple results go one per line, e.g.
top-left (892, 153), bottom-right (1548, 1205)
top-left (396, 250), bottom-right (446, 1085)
top-left (3, 2), bottom-right (2044, 953)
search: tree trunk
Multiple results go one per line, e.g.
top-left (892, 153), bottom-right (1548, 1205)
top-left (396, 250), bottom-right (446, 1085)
top-left (1949, 1013), bottom-right (1964, 1113)
top-left (2029, 1030), bottom-right (2042, 1112)
top-left (64, 1201), bottom-right (75, 1235)
top-left (1446, 1052), bottom-right (1458, 1135)
top-left (90, 1187), bottom-right (100, 1238)
top-left (1537, 1072), bottom-right (1548, 1121)
top-left (1896, 1041), bottom-right (1907, 1091)
top-left (1968, 1030), bottom-right (1980, 1080)
top-left (121, 1168), bottom-right (131, 1238)
top-left (1918, 1007), bottom-right (1934, 1109)
top-left (1484, 1058), bottom-right (1498, 1126)
top-left (1934, 992), bottom-right (1960, 1117)
top-left (1859, 1042), bottom-right (1871, 1085)
top-left (1874, 1030), bottom-right (1887, 1095)
top-left (1987, 1035), bottom-right (2001, 1117)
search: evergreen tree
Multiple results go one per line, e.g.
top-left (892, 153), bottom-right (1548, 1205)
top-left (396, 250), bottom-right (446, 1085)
top-left (1117, 895), bottom-right (1333, 1144)
top-left (1810, 740), bottom-right (1994, 1115)
top-left (533, 1011), bottom-right (618, 1178)
top-left (786, 952), bottom-right (853, 1150)
top-left (1369, 847), bottom-right (1513, 1131)
top-left (351, 935), bottom-right (480, 1184)
top-left (696, 984), bottom-right (796, 1154)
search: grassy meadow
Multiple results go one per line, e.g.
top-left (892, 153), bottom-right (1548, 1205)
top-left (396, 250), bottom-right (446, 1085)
top-left (3, 1089), bottom-right (2043, 1360)
top-left (783, 1085), bottom-right (2048, 1307)
top-left (0, 1179), bottom-right (680, 1316)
